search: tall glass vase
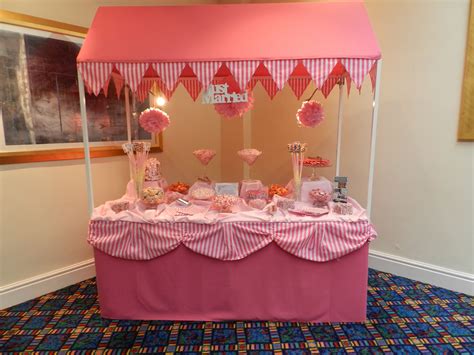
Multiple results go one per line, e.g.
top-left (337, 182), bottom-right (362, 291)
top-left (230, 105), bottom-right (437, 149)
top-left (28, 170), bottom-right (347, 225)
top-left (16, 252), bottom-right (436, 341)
top-left (288, 142), bottom-right (306, 202)
top-left (123, 142), bottom-right (151, 200)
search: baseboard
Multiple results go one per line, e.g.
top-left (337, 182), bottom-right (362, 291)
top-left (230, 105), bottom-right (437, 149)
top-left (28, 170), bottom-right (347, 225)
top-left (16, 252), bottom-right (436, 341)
top-left (0, 259), bottom-right (96, 309)
top-left (369, 249), bottom-right (473, 295)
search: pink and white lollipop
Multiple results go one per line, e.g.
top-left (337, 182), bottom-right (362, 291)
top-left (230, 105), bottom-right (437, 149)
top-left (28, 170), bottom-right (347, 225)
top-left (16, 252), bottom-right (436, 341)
top-left (237, 148), bottom-right (262, 166)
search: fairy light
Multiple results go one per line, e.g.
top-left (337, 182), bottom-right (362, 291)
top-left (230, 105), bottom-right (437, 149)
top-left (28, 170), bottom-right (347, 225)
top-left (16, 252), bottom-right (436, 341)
top-left (155, 96), bottom-right (167, 107)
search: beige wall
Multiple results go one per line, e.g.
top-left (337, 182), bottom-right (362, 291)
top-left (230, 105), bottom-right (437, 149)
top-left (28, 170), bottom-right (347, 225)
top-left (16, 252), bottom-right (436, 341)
top-left (0, 0), bottom-right (220, 287)
top-left (1, 0), bottom-right (472, 289)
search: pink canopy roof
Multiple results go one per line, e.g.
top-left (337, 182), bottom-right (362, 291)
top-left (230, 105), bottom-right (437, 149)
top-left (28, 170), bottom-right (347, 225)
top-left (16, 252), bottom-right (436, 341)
top-left (77, 0), bottom-right (381, 100)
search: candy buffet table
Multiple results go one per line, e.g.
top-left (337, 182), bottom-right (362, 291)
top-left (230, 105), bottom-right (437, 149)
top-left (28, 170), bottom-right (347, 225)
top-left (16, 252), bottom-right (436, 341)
top-left (89, 197), bottom-right (376, 322)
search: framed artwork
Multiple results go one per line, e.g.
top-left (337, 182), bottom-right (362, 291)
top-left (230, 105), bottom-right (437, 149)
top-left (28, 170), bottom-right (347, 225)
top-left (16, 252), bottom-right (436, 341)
top-left (458, 2), bottom-right (474, 141)
top-left (0, 10), bottom-right (162, 164)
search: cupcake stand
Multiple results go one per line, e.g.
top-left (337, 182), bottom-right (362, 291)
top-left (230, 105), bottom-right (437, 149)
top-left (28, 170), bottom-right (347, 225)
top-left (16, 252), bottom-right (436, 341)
top-left (77, 1), bottom-right (382, 322)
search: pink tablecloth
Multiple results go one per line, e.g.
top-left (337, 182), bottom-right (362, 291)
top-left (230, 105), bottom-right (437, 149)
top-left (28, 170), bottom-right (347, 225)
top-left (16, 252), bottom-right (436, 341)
top-left (94, 242), bottom-right (369, 322)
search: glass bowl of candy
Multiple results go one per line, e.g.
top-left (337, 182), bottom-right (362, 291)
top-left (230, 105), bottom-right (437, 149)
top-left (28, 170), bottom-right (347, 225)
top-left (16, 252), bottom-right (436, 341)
top-left (141, 187), bottom-right (165, 208)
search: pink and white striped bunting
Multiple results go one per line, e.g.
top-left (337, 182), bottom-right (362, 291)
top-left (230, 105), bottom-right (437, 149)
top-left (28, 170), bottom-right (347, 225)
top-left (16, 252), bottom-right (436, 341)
top-left (302, 58), bottom-right (338, 90)
top-left (78, 62), bottom-right (113, 96)
top-left (287, 77), bottom-right (312, 100)
top-left (252, 77), bottom-right (279, 99)
top-left (263, 60), bottom-right (298, 90)
top-left (341, 58), bottom-right (376, 89)
top-left (225, 60), bottom-right (260, 91)
top-left (136, 79), bottom-right (155, 102)
top-left (152, 62), bottom-right (186, 90)
top-left (111, 75), bottom-right (124, 98)
top-left (115, 63), bottom-right (149, 92)
top-left (321, 76), bottom-right (340, 98)
top-left (78, 59), bottom-right (378, 100)
top-left (179, 77), bottom-right (202, 101)
top-left (189, 62), bottom-right (221, 89)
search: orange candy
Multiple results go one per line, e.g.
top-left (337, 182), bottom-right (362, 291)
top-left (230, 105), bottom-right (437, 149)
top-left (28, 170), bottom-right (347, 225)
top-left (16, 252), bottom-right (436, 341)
top-left (268, 184), bottom-right (289, 198)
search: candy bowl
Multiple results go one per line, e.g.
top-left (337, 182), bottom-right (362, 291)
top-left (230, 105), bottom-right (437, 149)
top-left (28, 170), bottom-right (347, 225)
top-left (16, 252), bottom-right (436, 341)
top-left (248, 198), bottom-right (267, 210)
top-left (309, 188), bottom-right (331, 207)
top-left (268, 184), bottom-right (289, 198)
top-left (212, 194), bottom-right (239, 213)
top-left (141, 187), bottom-right (165, 208)
top-left (191, 187), bottom-right (216, 200)
top-left (168, 182), bottom-right (190, 195)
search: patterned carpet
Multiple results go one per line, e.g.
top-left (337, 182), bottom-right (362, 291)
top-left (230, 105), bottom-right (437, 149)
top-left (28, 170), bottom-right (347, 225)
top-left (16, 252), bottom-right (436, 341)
top-left (0, 269), bottom-right (472, 354)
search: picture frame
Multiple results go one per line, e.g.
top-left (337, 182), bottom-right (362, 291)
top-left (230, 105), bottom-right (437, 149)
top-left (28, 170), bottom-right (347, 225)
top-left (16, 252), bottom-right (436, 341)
top-left (0, 10), bottom-right (162, 165)
top-left (458, 2), bottom-right (474, 141)
top-left (214, 183), bottom-right (240, 196)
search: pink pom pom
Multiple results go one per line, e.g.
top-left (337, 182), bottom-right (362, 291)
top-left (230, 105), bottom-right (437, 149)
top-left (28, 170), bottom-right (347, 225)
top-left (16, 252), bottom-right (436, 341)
top-left (214, 90), bottom-right (254, 119)
top-left (296, 100), bottom-right (325, 128)
top-left (139, 108), bottom-right (170, 133)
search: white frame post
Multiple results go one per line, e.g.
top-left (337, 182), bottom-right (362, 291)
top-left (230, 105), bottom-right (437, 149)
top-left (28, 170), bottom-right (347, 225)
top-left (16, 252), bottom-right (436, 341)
top-left (366, 59), bottom-right (382, 219)
top-left (335, 81), bottom-right (345, 176)
top-left (77, 71), bottom-right (94, 216)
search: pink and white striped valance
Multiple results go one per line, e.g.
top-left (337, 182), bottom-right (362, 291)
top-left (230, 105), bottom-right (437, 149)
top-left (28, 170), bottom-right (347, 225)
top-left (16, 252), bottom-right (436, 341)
top-left (79, 58), bottom-right (378, 101)
top-left (88, 220), bottom-right (377, 262)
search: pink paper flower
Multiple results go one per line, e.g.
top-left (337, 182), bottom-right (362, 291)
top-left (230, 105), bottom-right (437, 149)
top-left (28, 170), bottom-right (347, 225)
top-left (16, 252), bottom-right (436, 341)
top-left (214, 90), bottom-right (254, 119)
top-left (139, 108), bottom-right (170, 133)
top-left (237, 148), bottom-right (262, 166)
top-left (193, 149), bottom-right (216, 166)
top-left (296, 100), bottom-right (325, 128)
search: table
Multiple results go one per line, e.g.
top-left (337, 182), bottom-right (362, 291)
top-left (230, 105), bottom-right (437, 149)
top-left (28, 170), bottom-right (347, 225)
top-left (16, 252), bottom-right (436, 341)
top-left (89, 197), bottom-right (376, 321)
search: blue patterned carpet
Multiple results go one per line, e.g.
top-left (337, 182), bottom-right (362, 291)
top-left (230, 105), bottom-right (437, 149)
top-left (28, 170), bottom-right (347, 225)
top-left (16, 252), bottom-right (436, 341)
top-left (0, 269), bottom-right (473, 354)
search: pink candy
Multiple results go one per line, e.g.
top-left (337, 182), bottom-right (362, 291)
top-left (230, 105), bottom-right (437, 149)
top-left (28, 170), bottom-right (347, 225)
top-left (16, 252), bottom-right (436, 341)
top-left (213, 194), bottom-right (239, 213)
top-left (309, 188), bottom-right (331, 207)
top-left (193, 149), bottom-right (216, 166)
top-left (237, 148), bottom-right (262, 166)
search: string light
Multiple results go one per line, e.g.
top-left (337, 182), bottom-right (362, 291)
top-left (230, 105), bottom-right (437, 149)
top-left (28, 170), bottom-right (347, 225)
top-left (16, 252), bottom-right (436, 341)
top-left (155, 96), bottom-right (167, 107)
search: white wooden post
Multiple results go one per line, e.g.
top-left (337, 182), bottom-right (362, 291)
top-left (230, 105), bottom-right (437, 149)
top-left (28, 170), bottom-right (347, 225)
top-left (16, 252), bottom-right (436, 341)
top-left (335, 81), bottom-right (345, 176)
top-left (366, 59), bottom-right (382, 219)
top-left (77, 71), bottom-right (94, 216)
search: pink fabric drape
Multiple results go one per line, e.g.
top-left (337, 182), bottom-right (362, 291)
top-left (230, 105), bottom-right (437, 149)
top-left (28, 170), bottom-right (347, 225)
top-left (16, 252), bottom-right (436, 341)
top-left (88, 220), bottom-right (376, 261)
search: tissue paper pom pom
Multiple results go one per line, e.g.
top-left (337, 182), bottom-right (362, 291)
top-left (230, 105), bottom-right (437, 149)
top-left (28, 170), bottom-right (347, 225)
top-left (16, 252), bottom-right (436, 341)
top-left (193, 149), bottom-right (216, 166)
top-left (214, 91), bottom-right (254, 119)
top-left (296, 100), bottom-right (324, 128)
top-left (139, 108), bottom-right (170, 133)
top-left (237, 148), bottom-right (262, 166)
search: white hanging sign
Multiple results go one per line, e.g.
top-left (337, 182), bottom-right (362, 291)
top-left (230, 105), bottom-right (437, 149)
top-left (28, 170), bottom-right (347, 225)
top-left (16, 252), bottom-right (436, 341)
top-left (202, 84), bottom-right (248, 104)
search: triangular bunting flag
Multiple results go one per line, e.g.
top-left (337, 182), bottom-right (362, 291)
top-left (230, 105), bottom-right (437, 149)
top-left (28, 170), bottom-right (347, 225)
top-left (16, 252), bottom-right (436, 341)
top-left (152, 62), bottom-right (186, 91)
top-left (226, 60), bottom-right (260, 91)
top-left (341, 59), bottom-right (376, 89)
top-left (115, 62), bottom-right (149, 92)
top-left (369, 62), bottom-right (377, 92)
top-left (302, 59), bottom-right (337, 90)
top-left (263, 59), bottom-right (298, 90)
top-left (179, 78), bottom-right (202, 101)
top-left (287, 77), bottom-right (311, 100)
top-left (344, 74), bottom-right (352, 97)
top-left (258, 77), bottom-right (279, 99)
top-left (321, 77), bottom-right (339, 98)
top-left (155, 78), bottom-right (177, 100)
top-left (78, 62), bottom-right (113, 96)
top-left (136, 79), bottom-right (155, 103)
top-left (188, 62), bottom-right (221, 89)
top-left (112, 75), bottom-right (124, 99)
top-left (263, 60), bottom-right (298, 90)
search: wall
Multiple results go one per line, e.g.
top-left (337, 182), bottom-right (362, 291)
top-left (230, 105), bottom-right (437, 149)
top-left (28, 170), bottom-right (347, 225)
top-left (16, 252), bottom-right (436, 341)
top-left (1, 0), bottom-right (472, 300)
top-left (0, 0), bottom-right (219, 292)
